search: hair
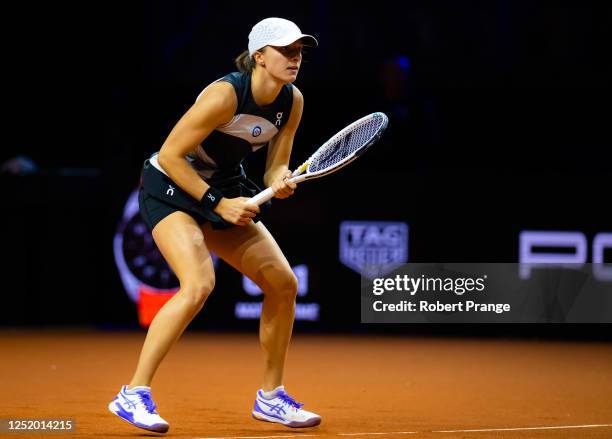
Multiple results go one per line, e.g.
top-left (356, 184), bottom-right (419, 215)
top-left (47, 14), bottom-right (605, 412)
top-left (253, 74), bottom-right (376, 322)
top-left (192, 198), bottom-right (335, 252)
top-left (234, 48), bottom-right (266, 73)
top-left (235, 50), bottom-right (256, 73)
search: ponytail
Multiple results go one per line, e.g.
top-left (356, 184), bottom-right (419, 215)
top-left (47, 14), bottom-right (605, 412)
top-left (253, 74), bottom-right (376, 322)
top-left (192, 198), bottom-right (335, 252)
top-left (235, 50), bottom-right (256, 73)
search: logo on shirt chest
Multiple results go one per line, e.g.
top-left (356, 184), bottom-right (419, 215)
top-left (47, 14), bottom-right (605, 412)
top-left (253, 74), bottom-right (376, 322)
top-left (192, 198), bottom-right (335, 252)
top-left (275, 112), bottom-right (283, 126)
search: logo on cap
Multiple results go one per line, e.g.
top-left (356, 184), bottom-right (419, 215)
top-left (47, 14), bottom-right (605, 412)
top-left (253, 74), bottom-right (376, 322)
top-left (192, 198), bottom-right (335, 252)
top-left (252, 126), bottom-right (262, 137)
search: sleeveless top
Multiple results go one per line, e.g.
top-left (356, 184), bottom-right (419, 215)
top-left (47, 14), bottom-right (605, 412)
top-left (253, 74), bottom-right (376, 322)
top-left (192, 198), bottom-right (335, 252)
top-left (151, 71), bottom-right (294, 180)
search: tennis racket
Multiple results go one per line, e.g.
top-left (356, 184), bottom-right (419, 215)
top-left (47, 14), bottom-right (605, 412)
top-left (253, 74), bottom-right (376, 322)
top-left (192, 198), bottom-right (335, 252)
top-left (248, 112), bottom-right (389, 206)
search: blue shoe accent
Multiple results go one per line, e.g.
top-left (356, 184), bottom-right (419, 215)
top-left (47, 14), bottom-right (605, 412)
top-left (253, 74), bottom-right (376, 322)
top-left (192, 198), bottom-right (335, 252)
top-left (274, 390), bottom-right (303, 410)
top-left (113, 402), bottom-right (135, 424)
top-left (254, 400), bottom-right (286, 421)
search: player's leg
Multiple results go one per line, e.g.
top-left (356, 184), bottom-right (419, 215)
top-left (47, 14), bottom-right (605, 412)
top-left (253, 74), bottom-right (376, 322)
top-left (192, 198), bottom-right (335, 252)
top-left (129, 211), bottom-right (216, 387)
top-left (203, 221), bottom-right (321, 427)
top-left (203, 221), bottom-right (296, 390)
top-left (110, 211), bottom-right (215, 433)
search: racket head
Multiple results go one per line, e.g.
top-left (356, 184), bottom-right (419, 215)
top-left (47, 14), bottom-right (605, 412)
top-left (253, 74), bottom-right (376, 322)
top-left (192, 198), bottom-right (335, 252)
top-left (300, 112), bottom-right (388, 179)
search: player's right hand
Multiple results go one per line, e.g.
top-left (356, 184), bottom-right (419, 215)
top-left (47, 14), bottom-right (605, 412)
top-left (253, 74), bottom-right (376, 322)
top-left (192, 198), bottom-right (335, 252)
top-left (213, 197), bottom-right (260, 226)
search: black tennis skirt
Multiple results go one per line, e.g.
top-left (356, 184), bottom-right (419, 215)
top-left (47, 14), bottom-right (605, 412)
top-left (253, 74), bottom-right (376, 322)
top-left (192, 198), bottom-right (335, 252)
top-left (138, 159), bottom-right (269, 231)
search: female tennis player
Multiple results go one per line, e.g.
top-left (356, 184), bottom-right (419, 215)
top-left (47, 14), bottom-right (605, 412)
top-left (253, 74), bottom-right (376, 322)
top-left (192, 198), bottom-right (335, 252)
top-left (108, 17), bottom-right (321, 433)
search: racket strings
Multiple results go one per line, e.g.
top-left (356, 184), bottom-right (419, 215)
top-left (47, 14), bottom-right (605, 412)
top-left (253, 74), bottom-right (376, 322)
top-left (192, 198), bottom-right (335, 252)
top-left (308, 115), bottom-right (386, 173)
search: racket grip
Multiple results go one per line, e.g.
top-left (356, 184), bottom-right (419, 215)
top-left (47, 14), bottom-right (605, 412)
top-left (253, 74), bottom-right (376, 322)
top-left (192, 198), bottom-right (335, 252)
top-left (248, 186), bottom-right (275, 206)
top-left (247, 175), bottom-right (304, 206)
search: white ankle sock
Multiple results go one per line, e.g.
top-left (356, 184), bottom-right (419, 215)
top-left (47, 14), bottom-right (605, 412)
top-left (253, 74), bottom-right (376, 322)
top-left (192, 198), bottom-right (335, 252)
top-left (125, 385), bottom-right (151, 394)
top-left (261, 385), bottom-right (284, 399)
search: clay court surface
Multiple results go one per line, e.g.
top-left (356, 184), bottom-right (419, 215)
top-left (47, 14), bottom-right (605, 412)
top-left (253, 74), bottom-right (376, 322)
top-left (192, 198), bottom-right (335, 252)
top-left (1, 330), bottom-right (611, 438)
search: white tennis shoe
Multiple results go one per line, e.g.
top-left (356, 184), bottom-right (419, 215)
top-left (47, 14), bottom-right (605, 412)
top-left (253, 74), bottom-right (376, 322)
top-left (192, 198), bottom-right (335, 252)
top-left (108, 385), bottom-right (169, 433)
top-left (252, 386), bottom-right (321, 428)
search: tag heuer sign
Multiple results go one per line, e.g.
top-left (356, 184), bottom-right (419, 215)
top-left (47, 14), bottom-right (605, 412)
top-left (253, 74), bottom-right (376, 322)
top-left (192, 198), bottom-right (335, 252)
top-left (339, 221), bottom-right (408, 279)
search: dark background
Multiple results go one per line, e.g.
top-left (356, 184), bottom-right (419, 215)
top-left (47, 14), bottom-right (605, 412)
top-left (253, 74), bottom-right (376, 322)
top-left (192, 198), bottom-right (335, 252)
top-left (3, 1), bottom-right (610, 338)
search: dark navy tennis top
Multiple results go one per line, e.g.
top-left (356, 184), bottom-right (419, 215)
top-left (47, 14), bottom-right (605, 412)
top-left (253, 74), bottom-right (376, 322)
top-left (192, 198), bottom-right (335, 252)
top-left (187, 72), bottom-right (294, 179)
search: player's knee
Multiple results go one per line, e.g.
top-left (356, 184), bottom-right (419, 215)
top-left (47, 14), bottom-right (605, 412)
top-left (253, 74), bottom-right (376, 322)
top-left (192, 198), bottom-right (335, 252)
top-left (267, 270), bottom-right (298, 300)
top-left (181, 277), bottom-right (215, 309)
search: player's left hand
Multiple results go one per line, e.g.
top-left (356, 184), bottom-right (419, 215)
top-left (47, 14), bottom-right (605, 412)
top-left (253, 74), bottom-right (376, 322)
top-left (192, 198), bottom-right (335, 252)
top-left (271, 170), bottom-right (297, 199)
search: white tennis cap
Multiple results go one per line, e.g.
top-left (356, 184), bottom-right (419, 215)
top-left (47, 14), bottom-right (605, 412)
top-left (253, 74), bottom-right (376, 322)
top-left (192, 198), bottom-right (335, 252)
top-left (248, 17), bottom-right (318, 56)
